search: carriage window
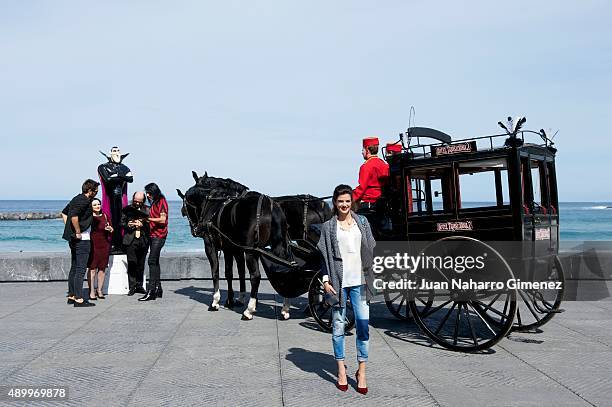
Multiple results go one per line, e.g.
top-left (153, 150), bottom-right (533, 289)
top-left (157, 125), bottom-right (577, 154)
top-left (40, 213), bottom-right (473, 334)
top-left (530, 159), bottom-right (549, 212)
top-left (457, 159), bottom-right (509, 209)
top-left (407, 166), bottom-right (454, 215)
top-left (531, 162), bottom-right (542, 206)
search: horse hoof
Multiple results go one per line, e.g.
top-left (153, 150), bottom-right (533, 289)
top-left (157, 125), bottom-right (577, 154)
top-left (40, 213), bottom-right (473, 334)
top-left (208, 305), bottom-right (219, 311)
top-left (280, 312), bottom-right (290, 320)
top-left (241, 314), bottom-right (253, 321)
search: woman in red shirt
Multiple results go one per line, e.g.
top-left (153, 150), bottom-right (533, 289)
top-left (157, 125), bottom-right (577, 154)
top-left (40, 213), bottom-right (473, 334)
top-left (139, 183), bottom-right (169, 301)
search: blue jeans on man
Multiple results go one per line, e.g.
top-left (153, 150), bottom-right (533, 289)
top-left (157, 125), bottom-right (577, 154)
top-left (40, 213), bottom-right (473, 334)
top-left (331, 284), bottom-right (369, 362)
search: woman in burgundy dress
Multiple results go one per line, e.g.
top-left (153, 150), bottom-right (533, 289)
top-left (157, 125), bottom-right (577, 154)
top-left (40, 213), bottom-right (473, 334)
top-left (87, 198), bottom-right (113, 300)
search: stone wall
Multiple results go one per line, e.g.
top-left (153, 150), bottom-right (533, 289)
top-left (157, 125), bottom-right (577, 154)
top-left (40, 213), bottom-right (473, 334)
top-left (0, 252), bottom-right (217, 281)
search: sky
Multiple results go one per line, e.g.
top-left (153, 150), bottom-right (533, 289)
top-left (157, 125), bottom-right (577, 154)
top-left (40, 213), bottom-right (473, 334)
top-left (0, 1), bottom-right (611, 201)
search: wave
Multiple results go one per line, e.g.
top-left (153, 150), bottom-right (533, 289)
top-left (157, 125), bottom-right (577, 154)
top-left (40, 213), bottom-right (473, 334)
top-left (582, 205), bottom-right (612, 210)
top-left (0, 236), bottom-right (54, 242)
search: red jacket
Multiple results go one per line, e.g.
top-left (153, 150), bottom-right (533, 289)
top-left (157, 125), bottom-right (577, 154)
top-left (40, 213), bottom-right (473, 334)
top-left (353, 156), bottom-right (389, 203)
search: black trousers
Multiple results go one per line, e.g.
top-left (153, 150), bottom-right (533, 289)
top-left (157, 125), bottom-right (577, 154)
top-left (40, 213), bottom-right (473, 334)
top-left (126, 238), bottom-right (148, 289)
top-left (68, 239), bottom-right (91, 299)
top-left (148, 237), bottom-right (166, 288)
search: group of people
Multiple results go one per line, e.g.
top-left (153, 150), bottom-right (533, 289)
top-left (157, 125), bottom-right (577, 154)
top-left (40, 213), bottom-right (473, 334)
top-left (61, 179), bottom-right (169, 307)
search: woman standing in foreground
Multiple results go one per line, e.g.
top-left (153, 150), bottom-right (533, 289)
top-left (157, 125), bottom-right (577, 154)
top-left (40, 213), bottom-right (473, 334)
top-left (317, 184), bottom-right (376, 395)
top-left (140, 183), bottom-right (169, 301)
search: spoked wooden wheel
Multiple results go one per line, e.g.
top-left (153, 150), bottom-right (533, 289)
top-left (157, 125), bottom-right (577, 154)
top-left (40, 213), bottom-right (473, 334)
top-left (384, 287), bottom-right (411, 320)
top-left (409, 237), bottom-right (517, 352)
top-left (308, 272), bottom-right (355, 333)
top-left (384, 273), bottom-right (434, 320)
top-left (512, 255), bottom-right (565, 332)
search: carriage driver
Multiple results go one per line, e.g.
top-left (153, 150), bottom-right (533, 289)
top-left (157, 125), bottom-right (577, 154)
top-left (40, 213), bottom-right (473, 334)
top-left (352, 137), bottom-right (389, 210)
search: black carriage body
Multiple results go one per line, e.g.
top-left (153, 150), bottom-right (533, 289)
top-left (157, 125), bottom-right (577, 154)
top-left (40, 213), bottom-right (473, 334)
top-left (383, 132), bottom-right (559, 257)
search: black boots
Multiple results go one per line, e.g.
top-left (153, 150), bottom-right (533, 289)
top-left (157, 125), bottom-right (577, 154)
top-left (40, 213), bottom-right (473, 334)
top-left (138, 282), bottom-right (162, 302)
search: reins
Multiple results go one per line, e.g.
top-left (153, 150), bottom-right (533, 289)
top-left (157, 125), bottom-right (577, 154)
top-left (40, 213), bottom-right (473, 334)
top-left (181, 189), bottom-right (298, 267)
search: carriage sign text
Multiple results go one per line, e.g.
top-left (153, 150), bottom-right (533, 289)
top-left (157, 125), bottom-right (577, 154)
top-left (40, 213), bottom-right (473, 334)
top-left (430, 141), bottom-right (477, 157)
top-left (436, 221), bottom-right (473, 232)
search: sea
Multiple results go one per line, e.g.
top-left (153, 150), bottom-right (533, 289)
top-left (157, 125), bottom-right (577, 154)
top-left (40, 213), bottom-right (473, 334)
top-left (0, 200), bottom-right (610, 253)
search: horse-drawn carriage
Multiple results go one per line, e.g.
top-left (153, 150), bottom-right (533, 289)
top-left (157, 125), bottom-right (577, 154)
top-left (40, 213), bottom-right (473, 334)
top-left (178, 117), bottom-right (564, 352)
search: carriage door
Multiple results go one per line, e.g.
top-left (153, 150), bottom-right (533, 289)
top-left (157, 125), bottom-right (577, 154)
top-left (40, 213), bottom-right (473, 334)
top-left (521, 158), bottom-right (552, 250)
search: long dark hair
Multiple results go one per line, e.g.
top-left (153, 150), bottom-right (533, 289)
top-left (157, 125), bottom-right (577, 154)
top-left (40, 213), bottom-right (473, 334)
top-left (144, 183), bottom-right (164, 204)
top-left (332, 184), bottom-right (353, 216)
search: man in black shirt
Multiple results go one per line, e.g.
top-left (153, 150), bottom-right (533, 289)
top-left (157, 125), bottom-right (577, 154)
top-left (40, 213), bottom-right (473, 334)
top-left (63, 179), bottom-right (99, 307)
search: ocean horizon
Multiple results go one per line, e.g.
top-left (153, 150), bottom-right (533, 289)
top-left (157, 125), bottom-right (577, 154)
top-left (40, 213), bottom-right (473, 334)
top-left (0, 200), bottom-right (611, 253)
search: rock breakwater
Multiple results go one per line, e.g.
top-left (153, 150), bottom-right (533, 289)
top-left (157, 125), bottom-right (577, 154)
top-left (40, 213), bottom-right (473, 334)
top-left (0, 212), bottom-right (62, 220)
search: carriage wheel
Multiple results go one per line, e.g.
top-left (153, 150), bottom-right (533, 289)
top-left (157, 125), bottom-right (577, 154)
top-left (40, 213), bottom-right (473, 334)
top-left (409, 237), bottom-right (517, 352)
top-left (384, 287), bottom-right (411, 320)
top-left (308, 272), bottom-right (355, 333)
top-left (512, 255), bottom-right (565, 332)
top-left (383, 273), bottom-right (434, 320)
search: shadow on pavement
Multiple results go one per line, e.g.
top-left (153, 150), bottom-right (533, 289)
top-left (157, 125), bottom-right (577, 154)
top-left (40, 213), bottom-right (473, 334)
top-left (369, 302), bottom-right (498, 354)
top-left (285, 347), bottom-right (342, 385)
top-left (173, 285), bottom-right (312, 321)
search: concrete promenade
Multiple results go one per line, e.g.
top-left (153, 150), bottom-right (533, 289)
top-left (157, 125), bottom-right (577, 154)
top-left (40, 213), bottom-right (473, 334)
top-left (0, 281), bottom-right (611, 406)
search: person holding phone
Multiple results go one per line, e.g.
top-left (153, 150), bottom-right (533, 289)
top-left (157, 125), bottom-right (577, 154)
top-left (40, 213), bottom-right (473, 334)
top-left (62, 179), bottom-right (99, 307)
top-left (122, 192), bottom-right (150, 296)
top-left (317, 184), bottom-right (376, 395)
top-left (87, 198), bottom-right (113, 300)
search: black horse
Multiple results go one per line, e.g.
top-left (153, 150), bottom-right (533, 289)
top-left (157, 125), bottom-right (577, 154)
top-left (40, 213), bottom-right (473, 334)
top-left (178, 171), bottom-right (250, 309)
top-left (274, 194), bottom-right (332, 242)
top-left (178, 171), bottom-right (293, 320)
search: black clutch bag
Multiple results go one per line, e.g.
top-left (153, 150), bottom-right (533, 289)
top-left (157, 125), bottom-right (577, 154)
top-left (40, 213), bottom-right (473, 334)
top-left (324, 291), bottom-right (340, 307)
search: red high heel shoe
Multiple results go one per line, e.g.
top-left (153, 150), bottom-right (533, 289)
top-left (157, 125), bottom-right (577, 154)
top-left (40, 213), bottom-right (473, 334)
top-left (355, 371), bottom-right (368, 395)
top-left (336, 366), bottom-right (348, 391)
top-left (336, 382), bottom-right (348, 392)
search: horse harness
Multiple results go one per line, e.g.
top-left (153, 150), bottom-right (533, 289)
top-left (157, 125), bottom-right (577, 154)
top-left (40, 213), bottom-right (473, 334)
top-left (184, 189), bottom-right (277, 250)
top-left (277, 194), bottom-right (330, 240)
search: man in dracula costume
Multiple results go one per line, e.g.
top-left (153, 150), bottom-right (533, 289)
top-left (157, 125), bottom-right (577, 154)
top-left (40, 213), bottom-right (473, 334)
top-left (98, 146), bottom-right (133, 254)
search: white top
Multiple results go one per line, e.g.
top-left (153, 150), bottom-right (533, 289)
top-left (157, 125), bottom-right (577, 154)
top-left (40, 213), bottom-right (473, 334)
top-left (337, 222), bottom-right (362, 288)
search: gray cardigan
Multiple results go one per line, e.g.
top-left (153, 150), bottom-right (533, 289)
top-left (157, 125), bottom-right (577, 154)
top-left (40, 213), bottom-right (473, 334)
top-left (317, 211), bottom-right (376, 304)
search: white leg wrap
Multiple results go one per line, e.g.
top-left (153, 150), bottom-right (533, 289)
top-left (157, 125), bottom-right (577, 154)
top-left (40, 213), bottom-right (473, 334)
top-left (212, 290), bottom-right (221, 310)
top-left (280, 298), bottom-right (291, 320)
top-left (242, 297), bottom-right (257, 320)
top-left (248, 297), bottom-right (257, 313)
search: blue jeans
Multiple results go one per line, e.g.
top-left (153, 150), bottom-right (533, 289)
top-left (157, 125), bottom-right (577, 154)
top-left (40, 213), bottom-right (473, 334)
top-left (332, 284), bottom-right (369, 362)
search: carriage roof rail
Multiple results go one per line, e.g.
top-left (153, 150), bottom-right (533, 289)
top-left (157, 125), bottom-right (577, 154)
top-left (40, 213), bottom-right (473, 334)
top-left (404, 127), bottom-right (453, 146)
top-left (392, 129), bottom-right (556, 162)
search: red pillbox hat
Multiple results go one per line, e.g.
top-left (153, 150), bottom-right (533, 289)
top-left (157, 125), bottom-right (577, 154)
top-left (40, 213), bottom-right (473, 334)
top-left (362, 137), bottom-right (379, 148)
top-left (386, 142), bottom-right (402, 153)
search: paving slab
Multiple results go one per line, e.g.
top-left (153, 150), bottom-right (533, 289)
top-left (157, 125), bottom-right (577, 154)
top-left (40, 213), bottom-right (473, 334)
top-left (0, 281), bottom-right (610, 406)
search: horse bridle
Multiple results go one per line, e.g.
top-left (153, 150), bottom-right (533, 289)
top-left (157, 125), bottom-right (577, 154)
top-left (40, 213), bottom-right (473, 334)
top-left (181, 188), bottom-right (246, 238)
